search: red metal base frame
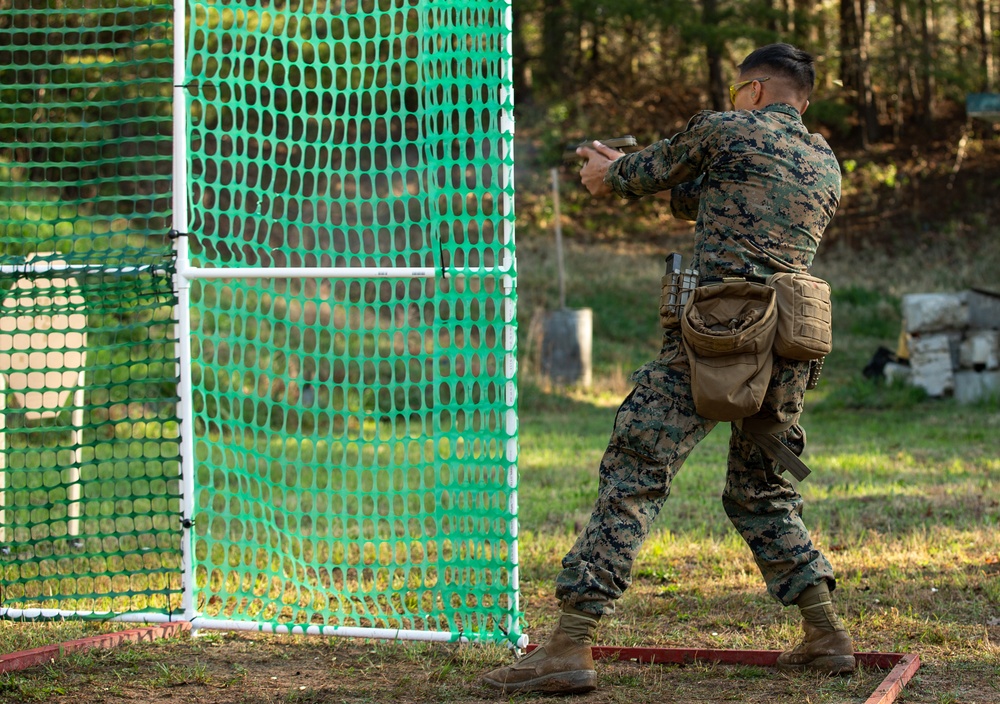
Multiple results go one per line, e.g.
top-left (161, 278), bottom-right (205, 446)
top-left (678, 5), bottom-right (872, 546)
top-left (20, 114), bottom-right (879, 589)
top-left (0, 626), bottom-right (919, 704)
top-left (528, 644), bottom-right (920, 704)
top-left (0, 621), bottom-right (191, 674)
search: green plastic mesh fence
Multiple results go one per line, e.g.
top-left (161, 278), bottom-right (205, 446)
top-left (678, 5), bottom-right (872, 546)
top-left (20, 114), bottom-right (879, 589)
top-left (0, 1), bottom-right (182, 614)
top-left (185, 0), bottom-right (520, 642)
top-left (0, 0), bottom-right (518, 641)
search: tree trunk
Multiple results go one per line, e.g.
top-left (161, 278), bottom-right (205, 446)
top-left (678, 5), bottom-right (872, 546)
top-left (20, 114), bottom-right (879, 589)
top-left (858, 0), bottom-right (879, 143)
top-left (538, 0), bottom-right (569, 94)
top-left (918, 0), bottom-right (936, 128)
top-left (781, 0), bottom-right (794, 34)
top-left (511, 2), bottom-right (532, 104)
top-left (704, 0), bottom-right (727, 111)
top-left (816, 8), bottom-right (834, 90)
top-left (793, 0), bottom-right (819, 45)
top-left (891, 0), bottom-right (908, 140)
top-left (840, 0), bottom-right (879, 144)
top-left (977, 0), bottom-right (995, 90)
top-left (761, 0), bottom-right (779, 35)
top-left (957, 0), bottom-right (970, 71)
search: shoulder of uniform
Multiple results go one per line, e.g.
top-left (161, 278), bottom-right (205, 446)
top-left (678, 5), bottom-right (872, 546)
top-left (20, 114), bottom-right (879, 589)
top-left (682, 109), bottom-right (753, 135)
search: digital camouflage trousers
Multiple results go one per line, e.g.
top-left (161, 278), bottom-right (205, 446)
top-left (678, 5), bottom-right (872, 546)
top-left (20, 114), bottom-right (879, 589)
top-left (555, 334), bottom-right (835, 617)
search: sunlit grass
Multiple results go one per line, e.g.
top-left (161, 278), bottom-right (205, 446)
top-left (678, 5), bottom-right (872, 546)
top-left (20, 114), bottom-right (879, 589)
top-left (3, 238), bottom-right (1000, 701)
top-left (507, 239), bottom-right (1000, 701)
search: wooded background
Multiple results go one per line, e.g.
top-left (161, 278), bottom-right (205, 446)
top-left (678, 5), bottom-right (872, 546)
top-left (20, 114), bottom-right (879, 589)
top-left (512, 0), bottom-right (998, 150)
top-left (1, 0), bottom-right (998, 258)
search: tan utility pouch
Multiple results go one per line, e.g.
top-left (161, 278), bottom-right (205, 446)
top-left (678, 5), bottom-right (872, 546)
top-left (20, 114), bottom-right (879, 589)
top-left (767, 272), bottom-right (833, 360)
top-left (680, 281), bottom-right (778, 421)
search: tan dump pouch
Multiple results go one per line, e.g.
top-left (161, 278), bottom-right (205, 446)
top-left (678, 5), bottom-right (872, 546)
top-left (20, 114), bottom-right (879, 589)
top-left (767, 272), bottom-right (833, 360)
top-left (680, 281), bottom-right (778, 421)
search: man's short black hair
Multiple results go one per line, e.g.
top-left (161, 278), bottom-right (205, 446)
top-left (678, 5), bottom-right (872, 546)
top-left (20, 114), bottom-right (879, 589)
top-left (737, 43), bottom-right (816, 96)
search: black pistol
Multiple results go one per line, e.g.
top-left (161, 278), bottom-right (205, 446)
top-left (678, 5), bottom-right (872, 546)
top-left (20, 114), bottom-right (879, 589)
top-left (563, 135), bottom-right (641, 162)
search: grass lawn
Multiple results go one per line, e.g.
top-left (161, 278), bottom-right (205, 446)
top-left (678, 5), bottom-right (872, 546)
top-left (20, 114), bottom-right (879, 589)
top-left (1, 236), bottom-right (999, 703)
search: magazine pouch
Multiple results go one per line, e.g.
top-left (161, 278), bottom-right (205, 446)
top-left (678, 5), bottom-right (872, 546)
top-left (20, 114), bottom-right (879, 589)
top-left (767, 272), bottom-right (833, 361)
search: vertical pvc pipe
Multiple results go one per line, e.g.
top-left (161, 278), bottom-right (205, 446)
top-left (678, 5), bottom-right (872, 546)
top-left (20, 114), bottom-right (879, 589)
top-left (67, 373), bottom-right (85, 543)
top-left (0, 373), bottom-right (6, 547)
top-left (172, 0), bottom-right (196, 622)
top-left (499, 0), bottom-right (523, 649)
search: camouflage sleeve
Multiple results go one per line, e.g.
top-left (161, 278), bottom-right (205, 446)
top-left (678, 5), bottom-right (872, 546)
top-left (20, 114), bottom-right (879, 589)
top-left (604, 111), bottom-right (722, 200)
top-left (669, 176), bottom-right (704, 221)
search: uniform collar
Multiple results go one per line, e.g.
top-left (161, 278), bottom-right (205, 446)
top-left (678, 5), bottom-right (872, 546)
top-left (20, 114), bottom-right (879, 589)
top-left (761, 102), bottom-right (803, 120)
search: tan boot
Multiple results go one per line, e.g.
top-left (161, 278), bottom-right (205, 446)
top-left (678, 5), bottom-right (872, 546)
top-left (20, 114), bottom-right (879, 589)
top-left (777, 621), bottom-right (857, 675)
top-left (481, 624), bottom-right (597, 694)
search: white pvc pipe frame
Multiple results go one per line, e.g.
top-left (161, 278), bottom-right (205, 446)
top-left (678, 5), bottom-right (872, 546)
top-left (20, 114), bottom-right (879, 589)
top-left (0, 607), bottom-right (517, 645)
top-left (0, 0), bottom-right (523, 650)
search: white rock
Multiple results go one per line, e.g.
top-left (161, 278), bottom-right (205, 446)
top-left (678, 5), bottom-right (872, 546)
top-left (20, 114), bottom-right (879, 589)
top-left (954, 370), bottom-right (1000, 404)
top-left (968, 289), bottom-right (1000, 329)
top-left (909, 334), bottom-right (955, 396)
top-left (959, 330), bottom-right (999, 370)
top-left (902, 293), bottom-right (969, 334)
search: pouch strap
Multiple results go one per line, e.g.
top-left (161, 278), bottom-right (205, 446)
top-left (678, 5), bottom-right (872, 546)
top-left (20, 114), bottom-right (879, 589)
top-left (734, 417), bottom-right (811, 482)
top-left (701, 274), bottom-right (769, 285)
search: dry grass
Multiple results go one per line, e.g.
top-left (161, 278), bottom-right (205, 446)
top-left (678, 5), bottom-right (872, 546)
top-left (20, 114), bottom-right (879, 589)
top-left (3, 202), bottom-right (1000, 703)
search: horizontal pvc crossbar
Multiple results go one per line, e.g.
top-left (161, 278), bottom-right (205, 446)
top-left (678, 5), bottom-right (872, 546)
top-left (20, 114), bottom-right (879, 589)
top-left (189, 617), bottom-right (530, 649)
top-left (0, 608), bottom-right (180, 623)
top-left (180, 266), bottom-right (439, 280)
top-left (0, 609), bottom-right (528, 648)
top-left (0, 264), bottom-right (170, 276)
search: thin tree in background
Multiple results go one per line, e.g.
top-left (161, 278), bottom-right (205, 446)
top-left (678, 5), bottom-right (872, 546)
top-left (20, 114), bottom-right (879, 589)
top-left (840, 0), bottom-right (879, 145)
top-left (792, 0), bottom-right (820, 48)
top-left (538, 0), bottom-right (571, 95)
top-left (511, 3), bottom-right (532, 104)
top-left (891, 0), bottom-right (908, 140)
top-left (704, 0), bottom-right (727, 111)
top-left (976, 0), bottom-right (995, 91)
top-left (917, 0), bottom-right (936, 127)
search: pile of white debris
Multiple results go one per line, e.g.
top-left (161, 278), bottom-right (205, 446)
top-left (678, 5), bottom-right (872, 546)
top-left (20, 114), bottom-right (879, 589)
top-left (884, 288), bottom-right (1000, 403)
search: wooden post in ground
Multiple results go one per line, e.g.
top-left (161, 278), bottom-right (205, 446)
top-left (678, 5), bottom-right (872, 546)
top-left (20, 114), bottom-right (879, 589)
top-left (539, 169), bottom-right (592, 388)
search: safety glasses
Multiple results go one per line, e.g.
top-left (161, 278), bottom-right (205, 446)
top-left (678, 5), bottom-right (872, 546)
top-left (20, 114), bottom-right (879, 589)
top-left (729, 76), bottom-right (770, 106)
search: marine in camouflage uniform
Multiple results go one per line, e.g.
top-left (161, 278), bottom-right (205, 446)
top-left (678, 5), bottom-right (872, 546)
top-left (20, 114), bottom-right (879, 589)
top-left (558, 98), bottom-right (842, 617)
top-left (483, 43), bottom-right (854, 695)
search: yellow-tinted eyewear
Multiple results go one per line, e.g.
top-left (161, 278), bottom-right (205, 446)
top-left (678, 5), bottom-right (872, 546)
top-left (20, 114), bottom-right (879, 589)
top-left (729, 76), bottom-right (770, 106)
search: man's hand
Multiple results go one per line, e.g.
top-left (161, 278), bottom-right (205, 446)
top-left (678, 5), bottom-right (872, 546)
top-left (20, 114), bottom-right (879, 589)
top-left (576, 141), bottom-right (625, 197)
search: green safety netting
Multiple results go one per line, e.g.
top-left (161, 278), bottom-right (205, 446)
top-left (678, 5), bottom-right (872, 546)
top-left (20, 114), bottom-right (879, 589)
top-left (2, 0), bottom-right (519, 642)
top-left (0, 1), bottom-right (182, 614)
top-left (186, 0), bottom-right (520, 641)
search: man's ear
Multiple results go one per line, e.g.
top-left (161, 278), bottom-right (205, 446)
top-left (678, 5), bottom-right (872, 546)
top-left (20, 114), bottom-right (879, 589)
top-left (800, 98), bottom-right (810, 115)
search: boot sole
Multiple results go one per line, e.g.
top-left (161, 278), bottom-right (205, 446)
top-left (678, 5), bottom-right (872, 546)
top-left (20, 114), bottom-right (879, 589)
top-left (482, 668), bottom-right (598, 694)
top-left (777, 654), bottom-right (857, 676)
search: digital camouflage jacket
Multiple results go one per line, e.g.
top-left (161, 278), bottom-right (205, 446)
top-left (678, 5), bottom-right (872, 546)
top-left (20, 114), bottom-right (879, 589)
top-left (605, 103), bottom-right (841, 280)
